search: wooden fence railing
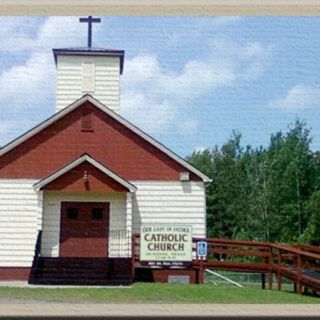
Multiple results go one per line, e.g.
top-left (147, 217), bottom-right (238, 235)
top-left (132, 234), bottom-right (320, 294)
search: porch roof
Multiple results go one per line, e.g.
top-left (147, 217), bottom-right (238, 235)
top-left (33, 154), bottom-right (137, 193)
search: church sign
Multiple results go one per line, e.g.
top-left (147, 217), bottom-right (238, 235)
top-left (140, 225), bottom-right (192, 262)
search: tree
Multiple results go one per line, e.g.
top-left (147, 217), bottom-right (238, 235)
top-left (186, 119), bottom-right (318, 244)
top-left (300, 191), bottom-right (320, 245)
top-left (264, 120), bottom-right (313, 242)
top-left (187, 132), bottom-right (244, 238)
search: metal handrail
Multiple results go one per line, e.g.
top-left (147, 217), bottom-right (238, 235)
top-left (34, 230), bottom-right (42, 259)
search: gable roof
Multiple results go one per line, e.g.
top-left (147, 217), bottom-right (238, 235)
top-left (34, 154), bottom-right (137, 192)
top-left (0, 94), bottom-right (211, 183)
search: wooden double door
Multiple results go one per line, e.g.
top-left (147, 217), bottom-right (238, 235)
top-left (60, 202), bottom-right (110, 258)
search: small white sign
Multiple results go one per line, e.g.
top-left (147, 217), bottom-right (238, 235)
top-left (140, 224), bottom-right (192, 261)
top-left (168, 275), bottom-right (190, 284)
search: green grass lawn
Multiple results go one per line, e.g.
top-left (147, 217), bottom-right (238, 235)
top-left (0, 283), bottom-right (319, 304)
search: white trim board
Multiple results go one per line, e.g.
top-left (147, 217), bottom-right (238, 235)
top-left (33, 154), bottom-right (137, 193)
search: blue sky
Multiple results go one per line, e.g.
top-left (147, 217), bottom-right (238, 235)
top-left (0, 16), bottom-right (319, 156)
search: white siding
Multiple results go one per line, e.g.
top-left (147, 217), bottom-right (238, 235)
top-left (0, 179), bottom-right (206, 266)
top-left (56, 55), bottom-right (120, 113)
top-left (131, 181), bottom-right (206, 238)
top-left (0, 179), bottom-right (39, 267)
top-left (41, 192), bottom-right (128, 258)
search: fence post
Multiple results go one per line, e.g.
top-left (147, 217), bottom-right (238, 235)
top-left (261, 273), bottom-right (266, 289)
top-left (296, 254), bottom-right (302, 294)
top-left (268, 246), bottom-right (273, 290)
top-left (277, 250), bottom-right (282, 291)
top-left (199, 256), bottom-right (204, 284)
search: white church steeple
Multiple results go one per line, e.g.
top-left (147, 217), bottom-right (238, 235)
top-left (53, 16), bottom-right (124, 113)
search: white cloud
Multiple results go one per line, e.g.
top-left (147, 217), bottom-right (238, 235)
top-left (0, 17), bottom-right (88, 53)
top-left (121, 40), bottom-right (272, 134)
top-left (1, 36), bottom-right (35, 53)
top-left (35, 16), bottom-right (89, 49)
top-left (0, 17), bottom-right (271, 144)
top-left (0, 51), bottom-right (53, 105)
top-left (121, 91), bottom-right (174, 133)
top-left (268, 85), bottom-right (320, 110)
top-left (0, 17), bottom-right (89, 145)
top-left (208, 39), bottom-right (272, 80)
top-left (194, 146), bottom-right (207, 153)
top-left (0, 17), bottom-right (38, 53)
top-left (0, 17), bottom-right (87, 109)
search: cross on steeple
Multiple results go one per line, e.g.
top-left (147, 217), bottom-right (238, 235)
top-left (79, 16), bottom-right (101, 48)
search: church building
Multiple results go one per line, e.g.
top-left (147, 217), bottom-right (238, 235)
top-left (0, 17), bottom-right (210, 285)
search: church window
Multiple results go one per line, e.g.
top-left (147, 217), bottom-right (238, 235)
top-left (67, 208), bottom-right (79, 219)
top-left (92, 208), bottom-right (103, 219)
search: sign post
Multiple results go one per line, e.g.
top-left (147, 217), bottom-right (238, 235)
top-left (196, 241), bottom-right (207, 284)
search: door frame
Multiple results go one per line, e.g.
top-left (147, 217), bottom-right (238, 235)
top-left (59, 201), bottom-right (110, 258)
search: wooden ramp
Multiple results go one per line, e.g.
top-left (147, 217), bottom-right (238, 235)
top-left (132, 234), bottom-right (320, 294)
top-left (192, 238), bottom-right (320, 294)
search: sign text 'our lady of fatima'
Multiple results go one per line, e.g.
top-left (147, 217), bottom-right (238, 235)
top-left (140, 225), bottom-right (192, 261)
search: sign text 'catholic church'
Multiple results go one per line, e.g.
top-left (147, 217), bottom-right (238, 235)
top-left (140, 225), bottom-right (193, 262)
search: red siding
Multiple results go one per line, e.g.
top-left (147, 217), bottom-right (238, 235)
top-left (151, 269), bottom-right (200, 284)
top-left (0, 102), bottom-right (201, 181)
top-left (43, 161), bottom-right (129, 192)
top-left (0, 267), bottom-right (30, 280)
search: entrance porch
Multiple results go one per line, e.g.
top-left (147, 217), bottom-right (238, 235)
top-left (29, 155), bottom-right (136, 285)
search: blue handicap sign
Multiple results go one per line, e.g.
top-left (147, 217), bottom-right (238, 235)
top-left (197, 241), bottom-right (207, 257)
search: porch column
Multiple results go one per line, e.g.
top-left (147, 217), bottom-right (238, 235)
top-left (36, 190), bottom-right (44, 256)
top-left (126, 192), bottom-right (133, 257)
top-left (36, 190), bottom-right (44, 232)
